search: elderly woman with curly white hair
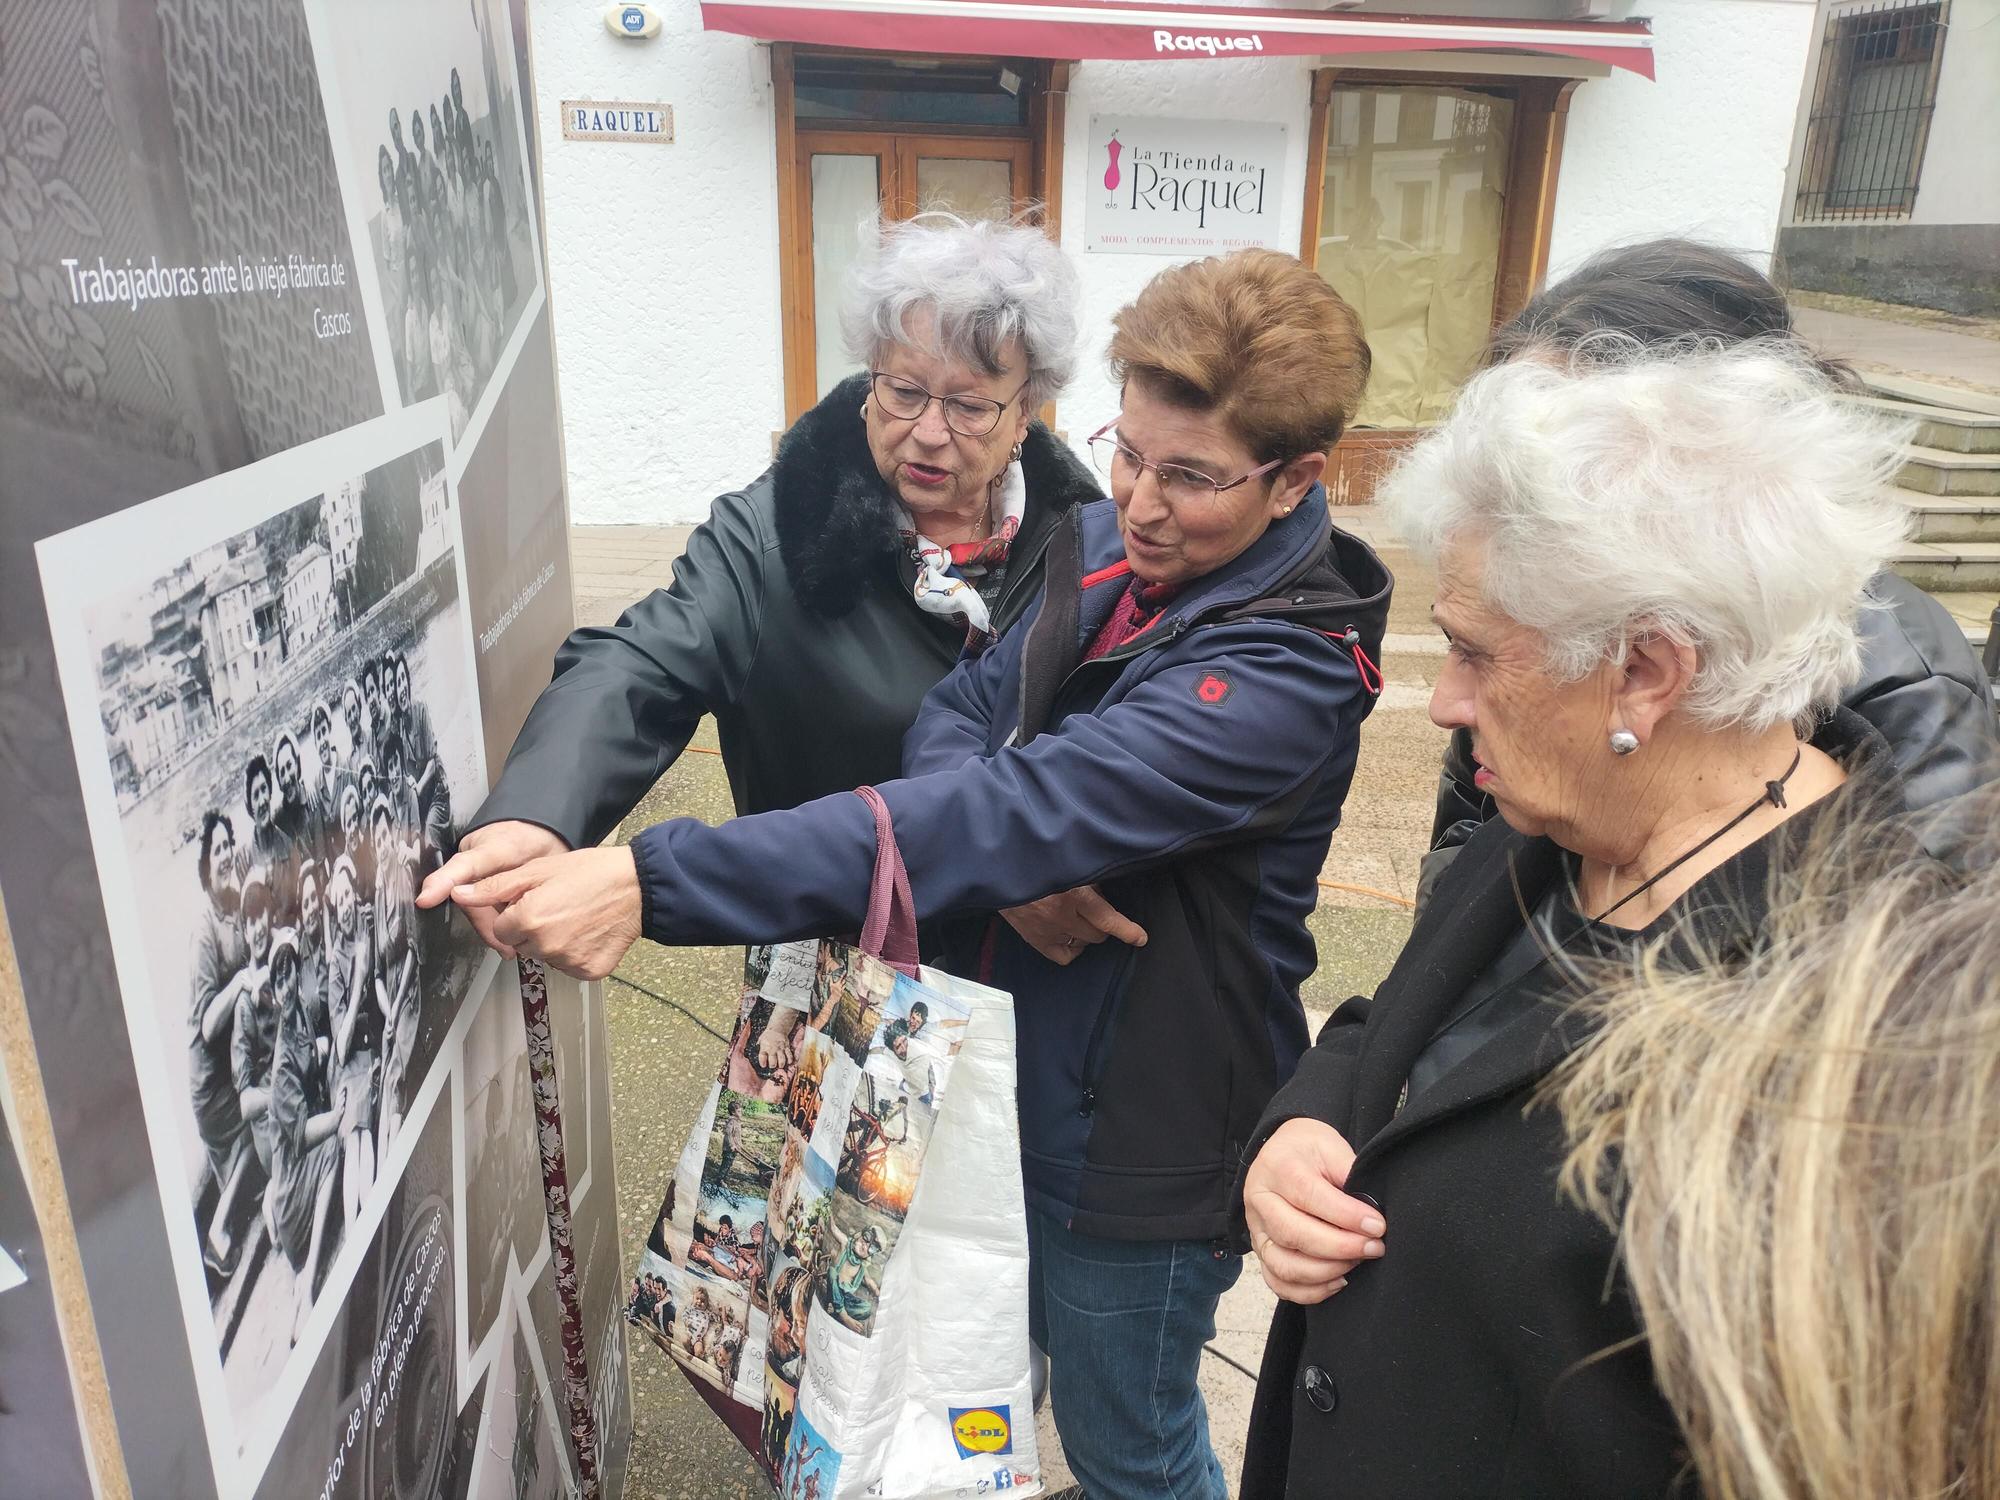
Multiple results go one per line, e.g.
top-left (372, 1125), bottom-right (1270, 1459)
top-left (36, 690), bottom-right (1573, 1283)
top-left (1235, 338), bottom-right (1915, 1499)
top-left (422, 211), bottom-right (1113, 960)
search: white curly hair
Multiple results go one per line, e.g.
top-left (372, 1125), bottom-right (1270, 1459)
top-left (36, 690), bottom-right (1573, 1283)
top-left (840, 209), bottom-right (1080, 409)
top-left (1384, 338), bottom-right (1912, 733)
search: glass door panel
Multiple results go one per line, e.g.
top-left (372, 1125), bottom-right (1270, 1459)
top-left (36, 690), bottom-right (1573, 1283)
top-left (895, 136), bottom-right (1033, 220)
top-left (808, 150), bottom-right (885, 398)
top-left (913, 155), bottom-right (1014, 218)
top-left (793, 131), bottom-right (1032, 411)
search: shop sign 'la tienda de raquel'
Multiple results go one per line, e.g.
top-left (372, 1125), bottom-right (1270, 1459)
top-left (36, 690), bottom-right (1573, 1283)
top-left (1086, 115), bottom-right (1288, 256)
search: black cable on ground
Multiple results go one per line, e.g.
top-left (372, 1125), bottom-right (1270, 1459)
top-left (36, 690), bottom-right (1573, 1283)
top-left (1202, 1341), bottom-right (1260, 1382)
top-left (607, 972), bottom-right (732, 1043)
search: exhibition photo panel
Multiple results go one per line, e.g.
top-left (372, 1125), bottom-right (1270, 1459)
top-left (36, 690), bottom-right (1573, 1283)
top-left (308, 0), bottom-right (544, 446)
top-left (248, 1085), bottom-right (457, 1500)
top-left (36, 401), bottom-right (495, 1489)
top-left (451, 307), bottom-right (576, 777)
top-left (0, 1), bottom-right (383, 483)
top-left (457, 969), bottom-right (553, 1376)
top-left (2, 1), bottom-right (615, 1493)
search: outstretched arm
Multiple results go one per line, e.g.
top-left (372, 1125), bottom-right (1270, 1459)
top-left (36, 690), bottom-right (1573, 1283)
top-left (635, 626), bottom-right (1364, 945)
top-left (452, 625), bottom-right (1363, 973)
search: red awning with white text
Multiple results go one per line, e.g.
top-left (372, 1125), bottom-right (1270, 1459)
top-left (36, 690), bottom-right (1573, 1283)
top-left (699, 0), bottom-right (1656, 79)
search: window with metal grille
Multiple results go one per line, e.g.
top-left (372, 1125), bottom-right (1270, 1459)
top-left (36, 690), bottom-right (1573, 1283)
top-left (1795, 0), bottom-right (1948, 220)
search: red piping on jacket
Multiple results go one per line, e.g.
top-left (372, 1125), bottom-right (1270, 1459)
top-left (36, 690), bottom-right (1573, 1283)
top-left (1079, 558), bottom-right (1381, 694)
top-left (1080, 559), bottom-right (1133, 590)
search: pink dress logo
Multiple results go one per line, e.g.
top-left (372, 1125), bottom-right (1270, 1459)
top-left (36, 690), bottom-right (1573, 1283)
top-left (1103, 134), bottom-right (1123, 193)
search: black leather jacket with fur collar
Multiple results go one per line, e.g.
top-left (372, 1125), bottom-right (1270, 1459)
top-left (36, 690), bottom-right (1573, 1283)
top-left (471, 375), bottom-right (1102, 843)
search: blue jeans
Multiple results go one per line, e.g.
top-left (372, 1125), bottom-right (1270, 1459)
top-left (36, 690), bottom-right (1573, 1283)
top-left (1028, 1207), bottom-right (1242, 1500)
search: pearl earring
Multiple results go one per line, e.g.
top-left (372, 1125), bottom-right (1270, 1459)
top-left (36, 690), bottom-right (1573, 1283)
top-left (1610, 729), bottom-right (1640, 756)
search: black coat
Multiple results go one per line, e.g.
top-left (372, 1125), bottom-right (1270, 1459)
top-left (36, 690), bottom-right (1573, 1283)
top-left (471, 374), bottom-right (1102, 843)
top-left (1430, 573), bottom-right (1996, 857)
top-left (1241, 712), bottom-right (1897, 1500)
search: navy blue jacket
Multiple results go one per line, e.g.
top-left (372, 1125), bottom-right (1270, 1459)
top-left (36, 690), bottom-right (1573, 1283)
top-left (632, 491), bottom-right (1393, 1241)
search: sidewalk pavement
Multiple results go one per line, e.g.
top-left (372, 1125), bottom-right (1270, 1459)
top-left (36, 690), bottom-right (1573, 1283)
top-left (1792, 303), bottom-right (2000, 395)
top-left (582, 511), bottom-right (1444, 1497)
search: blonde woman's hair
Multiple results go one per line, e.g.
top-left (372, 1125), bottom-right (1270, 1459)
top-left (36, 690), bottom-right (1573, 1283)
top-left (1552, 788), bottom-right (2000, 1500)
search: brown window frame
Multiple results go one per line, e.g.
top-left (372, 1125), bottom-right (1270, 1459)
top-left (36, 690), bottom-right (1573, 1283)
top-left (773, 44), bottom-right (1069, 425)
top-left (1302, 67), bottom-right (1580, 502)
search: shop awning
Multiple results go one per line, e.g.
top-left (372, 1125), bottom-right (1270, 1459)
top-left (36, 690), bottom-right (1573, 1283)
top-left (699, 0), bottom-right (1656, 79)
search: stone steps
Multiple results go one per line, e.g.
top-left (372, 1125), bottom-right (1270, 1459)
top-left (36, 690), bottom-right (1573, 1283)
top-left (1852, 394), bottom-right (2000, 454)
top-left (1892, 540), bottom-right (2000, 593)
top-left (1899, 443), bottom-right (2000, 496)
top-left (1861, 372), bottom-right (2000, 418)
top-left (1866, 390), bottom-right (2000, 645)
top-left (1900, 490), bottom-right (2000, 544)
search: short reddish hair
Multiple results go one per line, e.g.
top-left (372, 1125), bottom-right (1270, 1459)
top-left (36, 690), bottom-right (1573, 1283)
top-left (1107, 249), bottom-right (1370, 462)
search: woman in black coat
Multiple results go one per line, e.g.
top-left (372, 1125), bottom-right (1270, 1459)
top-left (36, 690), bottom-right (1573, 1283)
top-left (1237, 335), bottom-right (1916, 1498)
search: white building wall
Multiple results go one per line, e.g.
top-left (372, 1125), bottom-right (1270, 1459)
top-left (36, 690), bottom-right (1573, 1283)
top-left (1055, 56), bottom-right (1316, 447)
top-left (528, 4), bottom-right (785, 525)
top-left (1549, 0), bottom-right (1821, 277)
top-left (530, 2), bottom-right (1818, 524)
top-left (1911, 0), bottom-right (2000, 225)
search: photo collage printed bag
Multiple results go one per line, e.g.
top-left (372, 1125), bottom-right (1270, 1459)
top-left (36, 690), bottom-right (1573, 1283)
top-left (628, 787), bottom-right (1041, 1497)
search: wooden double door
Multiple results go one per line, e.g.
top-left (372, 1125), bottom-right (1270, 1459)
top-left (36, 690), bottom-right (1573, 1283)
top-left (788, 131), bottom-right (1036, 412)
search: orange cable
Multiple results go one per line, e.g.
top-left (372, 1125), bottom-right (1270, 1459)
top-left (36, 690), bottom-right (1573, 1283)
top-left (1316, 878), bottom-right (1416, 911)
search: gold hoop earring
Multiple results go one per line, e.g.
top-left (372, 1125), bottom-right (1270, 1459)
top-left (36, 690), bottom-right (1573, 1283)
top-left (1011, 442), bottom-right (1023, 462)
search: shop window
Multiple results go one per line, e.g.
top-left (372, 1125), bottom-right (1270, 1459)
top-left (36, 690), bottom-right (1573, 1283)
top-left (1794, 1), bottom-right (1947, 221)
top-left (1302, 69), bottom-right (1580, 500)
top-left (1312, 83), bottom-right (1517, 430)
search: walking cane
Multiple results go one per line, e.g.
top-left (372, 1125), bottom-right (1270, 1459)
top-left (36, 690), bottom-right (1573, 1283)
top-left (516, 956), bottom-right (602, 1500)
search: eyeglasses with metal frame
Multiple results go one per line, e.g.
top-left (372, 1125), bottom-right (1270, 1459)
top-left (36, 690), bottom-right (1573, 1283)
top-left (869, 371), bottom-right (1029, 438)
top-left (1087, 421), bottom-right (1288, 505)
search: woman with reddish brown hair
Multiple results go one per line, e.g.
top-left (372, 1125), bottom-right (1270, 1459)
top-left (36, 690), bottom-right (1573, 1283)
top-left (444, 249), bottom-right (1391, 1497)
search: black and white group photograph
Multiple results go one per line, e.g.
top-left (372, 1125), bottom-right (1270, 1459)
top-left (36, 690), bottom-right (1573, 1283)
top-left (313, 0), bottom-right (542, 442)
top-left (41, 422), bottom-right (489, 1456)
top-left (247, 1093), bottom-right (458, 1500)
top-left (485, 1293), bottom-right (569, 1500)
top-left (458, 971), bottom-right (550, 1369)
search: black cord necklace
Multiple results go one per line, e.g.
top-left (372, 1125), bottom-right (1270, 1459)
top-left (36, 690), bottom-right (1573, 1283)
top-left (1394, 747), bottom-right (1808, 1119)
top-left (1585, 746), bottom-right (1803, 925)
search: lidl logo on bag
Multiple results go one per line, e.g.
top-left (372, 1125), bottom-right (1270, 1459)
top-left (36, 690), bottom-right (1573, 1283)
top-left (949, 1406), bottom-right (1014, 1459)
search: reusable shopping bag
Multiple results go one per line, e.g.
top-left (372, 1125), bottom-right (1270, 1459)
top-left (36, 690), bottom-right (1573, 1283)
top-left (627, 786), bottom-right (1041, 1498)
